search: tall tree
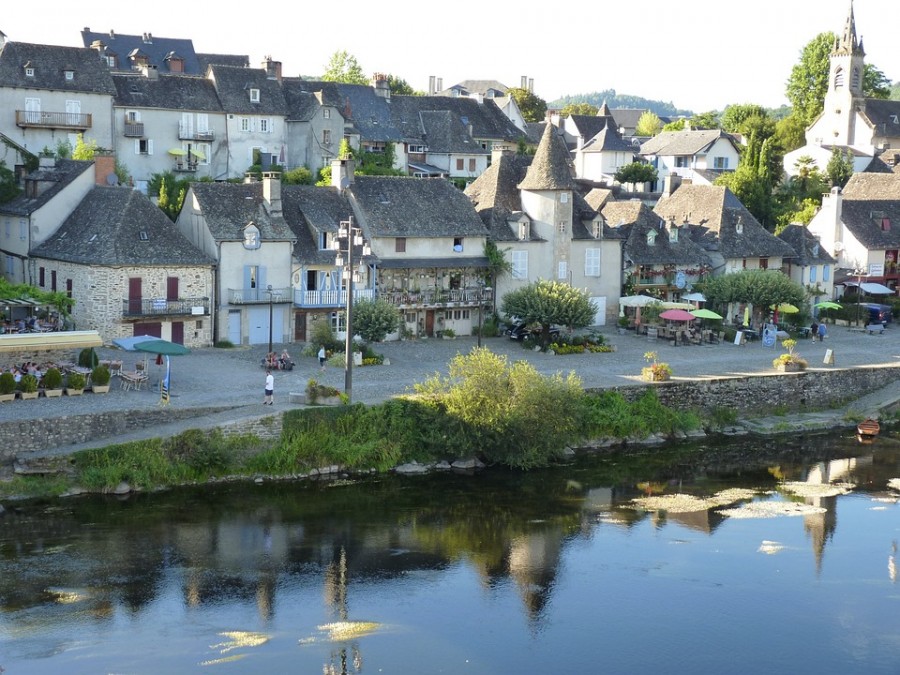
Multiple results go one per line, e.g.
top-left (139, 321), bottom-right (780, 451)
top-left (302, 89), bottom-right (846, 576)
top-left (508, 87), bottom-right (547, 123)
top-left (635, 111), bottom-right (662, 136)
top-left (662, 119), bottom-right (686, 132)
top-left (863, 64), bottom-right (891, 99)
top-left (560, 102), bottom-right (598, 117)
top-left (500, 280), bottom-right (597, 347)
top-left (826, 146), bottom-right (854, 188)
top-left (321, 50), bottom-right (368, 85)
top-left (774, 113), bottom-right (807, 153)
top-left (720, 104), bottom-right (768, 133)
top-left (385, 74), bottom-right (417, 96)
top-left (689, 111), bottom-right (720, 130)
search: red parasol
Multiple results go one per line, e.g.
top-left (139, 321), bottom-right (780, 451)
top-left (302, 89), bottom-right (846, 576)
top-left (659, 309), bottom-right (697, 322)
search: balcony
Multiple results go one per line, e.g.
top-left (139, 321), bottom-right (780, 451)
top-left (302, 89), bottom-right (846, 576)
top-left (124, 122), bottom-right (144, 137)
top-left (173, 160), bottom-right (199, 173)
top-left (178, 123), bottom-right (215, 141)
top-left (227, 287), bottom-right (293, 305)
top-left (380, 287), bottom-right (493, 308)
top-left (16, 110), bottom-right (92, 130)
top-left (122, 297), bottom-right (210, 318)
top-left (293, 287), bottom-right (375, 308)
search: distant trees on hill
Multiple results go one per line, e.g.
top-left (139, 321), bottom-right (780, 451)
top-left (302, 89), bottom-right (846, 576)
top-left (550, 89), bottom-right (692, 117)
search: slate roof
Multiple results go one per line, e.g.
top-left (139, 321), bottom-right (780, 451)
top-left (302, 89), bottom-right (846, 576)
top-left (419, 110), bottom-right (489, 154)
top-left (525, 122), bottom-right (545, 144)
top-left (0, 41), bottom-right (115, 94)
top-left (839, 201), bottom-right (900, 249)
top-left (438, 80), bottom-right (509, 97)
top-left (640, 129), bottom-right (736, 157)
top-left (581, 126), bottom-right (634, 154)
top-left (567, 114), bottom-right (613, 143)
top-left (518, 124), bottom-right (577, 191)
top-left (282, 185), bottom-right (354, 266)
top-left (300, 80), bottom-right (400, 142)
top-left (861, 98), bottom-right (900, 139)
top-left (349, 176), bottom-right (487, 238)
top-left (112, 73), bottom-right (222, 111)
top-left (843, 172), bottom-right (900, 200)
top-left (608, 109), bottom-right (671, 134)
top-left (391, 95), bottom-right (525, 143)
top-left (584, 188), bottom-right (614, 211)
top-left (188, 181), bottom-right (296, 242)
top-left (604, 200), bottom-right (712, 266)
top-left (282, 78), bottom-right (341, 122)
top-left (0, 160), bottom-right (93, 217)
top-left (653, 185), bottom-right (796, 259)
top-left (81, 29), bottom-right (205, 75)
top-left (208, 65), bottom-right (287, 115)
top-left (31, 187), bottom-right (212, 265)
top-left (196, 53), bottom-right (249, 71)
top-left (777, 224), bottom-right (836, 266)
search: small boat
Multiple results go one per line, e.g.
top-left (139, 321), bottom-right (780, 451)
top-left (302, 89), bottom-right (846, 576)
top-left (857, 418), bottom-right (880, 438)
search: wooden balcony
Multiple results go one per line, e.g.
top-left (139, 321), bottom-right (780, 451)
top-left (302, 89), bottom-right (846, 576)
top-left (124, 122), bottom-right (144, 137)
top-left (122, 297), bottom-right (210, 317)
top-left (16, 110), bottom-right (92, 130)
top-left (178, 123), bottom-right (215, 141)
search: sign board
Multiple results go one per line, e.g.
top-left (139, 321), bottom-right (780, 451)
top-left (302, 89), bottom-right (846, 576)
top-left (869, 263), bottom-right (884, 277)
top-left (762, 325), bottom-right (776, 348)
top-left (824, 349), bottom-right (835, 365)
top-left (734, 331), bottom-right (745, 346)
top-left (191, 306), bottom-right (205, 315)
top-left (675, 271), bottom-right (686, 289)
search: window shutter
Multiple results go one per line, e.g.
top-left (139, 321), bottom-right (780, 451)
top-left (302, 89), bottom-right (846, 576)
top-left (134, 139), bottom-right (140, 154)
top-left (148, 139), bottom-right (154, 155)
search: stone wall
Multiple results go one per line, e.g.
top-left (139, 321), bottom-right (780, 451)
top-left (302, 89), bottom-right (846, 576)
top-left (602, 364), bottom-right (900, 413)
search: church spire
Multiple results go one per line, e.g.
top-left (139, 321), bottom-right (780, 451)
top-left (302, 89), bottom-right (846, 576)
top-left (834, 0), bottom-right (864, 56)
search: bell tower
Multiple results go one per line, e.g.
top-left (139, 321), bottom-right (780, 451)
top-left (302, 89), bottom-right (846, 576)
top-left (823, 1), bottom-right (865, 145)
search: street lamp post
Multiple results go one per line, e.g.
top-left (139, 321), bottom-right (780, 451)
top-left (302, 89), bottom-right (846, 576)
top-left (333, 216), bottom-right (370, 404)
top-left (266, 284), bottom-right (274, 355)
top-left (476, 279), bottom-right (485, 348)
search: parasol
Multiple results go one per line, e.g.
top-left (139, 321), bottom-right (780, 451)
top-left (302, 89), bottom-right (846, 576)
top-left (168, 148), bottom-right (187, 156)
top-left (682, 292), bottom-right (706, 303)
top-left (112, 334), bottom-right (158, 351)
top-left (134, 339), bottom-right (190, 402)
top-left (815, 301), bottom-right (842, 310)
top-left (772, 303), bottom-right (799, 313)
top-left (659, 309), bottom-right (697, 322)
top-left (690, 308), bottom-right (723, 320)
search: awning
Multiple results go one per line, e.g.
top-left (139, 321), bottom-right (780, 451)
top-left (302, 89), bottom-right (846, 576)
top-left (0, 330), bottom-right (102, 353)
top-left (846, 281), bottom-right (895, 294)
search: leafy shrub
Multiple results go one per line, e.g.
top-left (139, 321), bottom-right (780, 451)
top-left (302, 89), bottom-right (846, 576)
top-left (214, 340), bottom-right (235, 348)
top-left (310, 320), bottom-right (342, 352)
top-left (91, 365), bottom-right (111, 386)
top-left (353, 298), bottom-right (400, 343)
top-left (282, 167), bottom-right (313, 185)
top-left (43, 367), bottom-right (63, 390)
top-left (66, 372), bottom-right (86, 390)
top-left (164, 429), bottom-right (234, 473)
top-left (479, 316), bottom-right (500, 337)
top-left (0, 372), bottom-right (15, 395)
top-left (78, 348), bottom-right (98, 368)
top-left (20, 373), bottom-right (39, 393)
top-left (306, 378), bottom-right (342, 404)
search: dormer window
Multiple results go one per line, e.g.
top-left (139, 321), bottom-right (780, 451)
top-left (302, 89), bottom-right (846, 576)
top-left (669, 225), bottom-right (679, 243)
top-left (735, 216), bottom-right (744, 235)
top-left (249, 88), bottom-right (260, 103)
top-left (647, 230), bottom-right (657, 246)
top-left (323, 109), bottom-right (331, 119)
top-left (64, 69), bottom-right (74, 81)
top-left (243, 222), bottom-right (261, 250)
top-left (592, 219), bottom-right (603, 239)
top-left (24, 66), bottom-right (34, 77)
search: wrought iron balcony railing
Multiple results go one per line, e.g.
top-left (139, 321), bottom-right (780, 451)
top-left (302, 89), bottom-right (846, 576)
top-left (122, 297), bottom-right (210, 317)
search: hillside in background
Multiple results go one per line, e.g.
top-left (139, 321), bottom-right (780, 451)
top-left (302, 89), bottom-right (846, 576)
top-left (550, 89), bottom-right (693, 117)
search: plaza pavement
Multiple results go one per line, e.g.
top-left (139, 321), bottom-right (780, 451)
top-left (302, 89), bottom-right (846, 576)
top-left (7, 323), bottom-right (900, 456)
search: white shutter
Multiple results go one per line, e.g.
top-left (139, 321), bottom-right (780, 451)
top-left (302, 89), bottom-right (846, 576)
top-left (148, 139), bottom-right (154, 155)
top-left (558, 261), bottom-right (568, 279)
top-left (512, 251), bottom-right (528, 279)
top-left (134, 139), bottom-right (140, 154)
top-left (197, 113), bottom-right (209, 133)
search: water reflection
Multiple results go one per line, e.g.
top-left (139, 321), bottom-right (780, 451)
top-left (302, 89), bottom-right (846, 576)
top-left (1, 433), bottom-right (899, 673)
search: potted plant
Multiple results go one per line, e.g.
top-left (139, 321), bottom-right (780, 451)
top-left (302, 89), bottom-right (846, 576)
top-left (91, 365), bottom-right (111, 393)
top-left (43, 367), bottom-right (64, 397)
top-left (66, 371), bottom-right (86, 396)
top-left (641, 351), bottom-right (672, 382)
top-left (772, 338), bottom-right (808, 372)
top-left (19, 373), bottom-right (39, 400)
top-left (0, 372), bottom-right (17, 402)
top-left (617, 316), bottom-right (630, 334)
top-left (442, 328), bottom-right (456, 340)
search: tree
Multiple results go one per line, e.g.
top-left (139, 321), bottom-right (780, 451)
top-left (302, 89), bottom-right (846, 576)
top-left (385, 74), bottom-right (417, 96)
top-left (484, 241), bottom-right (512, 313)
top-left (635, 111), bottom-right (662, 136)
top-left (662, 119), bottom-right (686, 132)
top-left (283, 167), bottom-right (314, 185)
top-left (72, 134), bottom-right (99, 160)
top-left (863, 64), bottom-right (891, 99)
top-left (703, 269), bottom-right (806, 325)
top-left (689, 111), bottom-right (720, 130)
top-left (774, 113), bottom-right (807, 153)
top-left (508, 87), bottom-right (547, 123)
top-left (149, 171), bottom-right (191, 221)
top-left (720, 104), bottom-right (768, 133)
top-left (352, 298), bottom-right (400, 343)
top-left (0, 160), bottom-right (20, 203)
top-left (826, 146), bottom-right (854, 188)
top-left (560, 102), bottom-right (598, 117)
top-left (500, 280), bottom-right (597, 347)
top-left (321, 50), bottom-right (368, 85)
top-left (614, 162), bottom-right (658, 185)
top-left (715, 130), bottom-right (782, 229)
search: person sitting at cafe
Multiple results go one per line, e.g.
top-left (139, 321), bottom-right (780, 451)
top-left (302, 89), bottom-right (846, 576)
top-left (279, 349), bottom-right (293, 369)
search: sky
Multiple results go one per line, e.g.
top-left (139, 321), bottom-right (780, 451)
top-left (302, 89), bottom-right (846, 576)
top-left (2, 0), bottom-right (897, 113)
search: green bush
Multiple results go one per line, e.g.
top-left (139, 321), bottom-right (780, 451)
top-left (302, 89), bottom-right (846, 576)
top-left (66, 372), bottom-right (86, 390)
top-left (20, 373), bottom-right (38, 393)
top-left (0, 371), bottom-right (16, 394)
top-left (43, 367), bottom-right (63, 390)
top-left (78, 348), bottom-right (98, 368)
top-left (214, 340), bottom-right (235, 348)
top-left (91, 365), bottom-right (111, 386)
top-left (310, 320), bottom-right (342, 352)
top-left (353, 298), bottom-right (400, 343)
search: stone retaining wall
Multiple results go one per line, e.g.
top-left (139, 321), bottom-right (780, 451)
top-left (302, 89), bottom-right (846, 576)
top-left (602, 364), bottom-right (900, 413)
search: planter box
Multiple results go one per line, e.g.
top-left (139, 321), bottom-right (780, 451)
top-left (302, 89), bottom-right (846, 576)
top-left (92, 385), bottom-right (111, 394)
top-left (44, 389), bottom-right (64, 398)
top-left (20, 391), bottom-right (39, 400)
top-left (315, 395), bottom-right (343, 406)
top-left (774, 362), bottom-right (801, 372)
top-left (0, 393), bottom-right (16, 403)
top-left (65, 388), bottom-right (84, 396)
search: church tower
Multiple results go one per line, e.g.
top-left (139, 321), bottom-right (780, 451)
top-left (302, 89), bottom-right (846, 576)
top-left (822, 1), bottom-right (866, 145)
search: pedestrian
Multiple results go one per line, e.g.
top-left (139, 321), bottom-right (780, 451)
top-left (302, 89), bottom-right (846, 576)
top-left (318, 345), bottom-right (326, 371)
top-left (810, 321), bottom-right (818, 342)
top-left (263, 369), bottom-right (274, 405)
top-left (817, 322), bottom-right (827, 341)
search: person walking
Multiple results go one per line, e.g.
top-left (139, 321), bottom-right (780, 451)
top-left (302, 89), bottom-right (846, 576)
top-left (810, 321), bottom-right (818, 342)
top-left (318, 345), bottom-right (326, 371)
top-left (817, 322), bottom-right (827, 341)
top-left (264, 369), bottom-right (274, 405)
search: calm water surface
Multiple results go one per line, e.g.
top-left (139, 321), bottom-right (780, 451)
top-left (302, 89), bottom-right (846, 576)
top-left (1, 433), bottom-right (899, 674)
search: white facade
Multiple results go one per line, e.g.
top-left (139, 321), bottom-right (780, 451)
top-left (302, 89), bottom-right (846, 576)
top-left (647, 136), bottom-right (740, 185)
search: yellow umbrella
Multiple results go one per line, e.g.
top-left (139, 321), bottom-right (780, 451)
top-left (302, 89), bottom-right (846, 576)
top-left (772, 303), bottom-right (799, 314)
top-left (743, 306), bottom-right (750, 326)
top-left (190, 148), bottom-right (206, 160)
top-left (168, 148), bottom-right (187, 156)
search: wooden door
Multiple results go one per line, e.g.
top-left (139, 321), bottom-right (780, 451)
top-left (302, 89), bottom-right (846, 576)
top-left (171, 321), bottom-right (184, 345)
top-left (166, 276), bottom-right (179, 301)
top-left (128, 278), bottom-right (142, 314)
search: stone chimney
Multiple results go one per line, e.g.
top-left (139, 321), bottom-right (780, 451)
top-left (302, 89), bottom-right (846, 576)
top-left (435, 77), bottom-right (442, 92)
top-left (90, 39), bottom-right (106, 61)
top-left (140, 64), bottom-right (159, 80)
top-left (492, 147), bottom-right (512, 164)
top-left (428, 75), bottom-right (435, 95)
top-left (528, 78), bottom-right (534, 92)
top-left (94, 153), bottom-right (116, 186)
top-left (331, 157), bottom-right (356, 190)
top-left (372, 73), bottom-right (390, 99)
top-left (262, 172), bottom-right (283, 218)
top-left (521, 75), bottom-right (527, 89)
top-left (262, 56), bottom-right (282, 82)
top-left (663, 173), bottom-right (682, 196)
top-left (142, 32), bottom-right (152, 44)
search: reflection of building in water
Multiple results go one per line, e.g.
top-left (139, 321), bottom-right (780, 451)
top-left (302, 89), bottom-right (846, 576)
top-left (507, 529), bottom-right (565, 624)
top-left (803, 496), bottom-right (838, 576)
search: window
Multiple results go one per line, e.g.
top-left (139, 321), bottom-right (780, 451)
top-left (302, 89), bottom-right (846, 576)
top-left (560, 193), bottom-right (568, 204)
top-left (136, 139), bottom-right (153, 154)
top-left (25, 67), bottom-right (34, 77)
top-left (323, 129), bottom-right (332, 146)
top-left (243, 224), bottom-right (261, 250)
top-left (713, 157), bottom-right (729, 169)
top-left (126, 110), bottom-right (140, 123)
top-left (584, 249), bottom-right (601, 277)
top-left (593, 220), bottom-right (603, 238)
top-left (453, 237), bottom-right (463, 252)
top-left (456, 158), bottom-right (464, 171)
top-left (395, 237), bottom-right (406, 252)
top-left (4, 255), bottom-right (12, 275)
top-left (66, 279), bottom-right (72, 298)
top-left (558, 260), bottom-right (568, 279)
top-left (19, 220), bottom-right (26, 241)
top-left (647, 230), bottom-right (657, 246)
top-left (823, 265), bottom-right (831, 281)
top-left (51, 270), bottom-right (57, 291)
top-left (330, 310), bottom-right (347, 333)
top-left (405, 312), bottom-right (416, 323)
top-left (408, 144), bottom-right (425, 153)
top-left (519, 221), bottom-right (530, 240)
top-left (834, 67), bottom-right (844, 88)
top-left (323, 109), bottom-right (331, 119)
top-left (511, 250), bottom-right (528, 279)
top-left (759, 257), bottom-right (769, 270)
top-left (468, 158), bottom-right (476, 171)
top-left (39, 267), bottom-right (45, 287)
top-left (259, 118), bottom-right (270, 133)
top-left (675, 156), bottom-right (690, 168)
top-left (809, 266), bottom-right (817, 283)
top-left (249, 88), bottom-right (260, 102)
top-left (240, 117), bottom-right (250, 132)
top-left (64, 70), bottom-right (74, 81)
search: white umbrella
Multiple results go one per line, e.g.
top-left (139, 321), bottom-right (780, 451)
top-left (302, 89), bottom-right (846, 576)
top-left (619, 295), bottom-right (661, 308)
top-left (682, 292), bottom-right (706, 302)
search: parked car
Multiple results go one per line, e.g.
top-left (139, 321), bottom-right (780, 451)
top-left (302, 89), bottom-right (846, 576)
top-left (506, 321), bottom-right (561, 341)
top-left (861, 303), bottom-right (893, 325)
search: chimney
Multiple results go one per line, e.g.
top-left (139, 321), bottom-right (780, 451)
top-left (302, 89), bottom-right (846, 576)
top-left (90, 40), bottom-right (106, 58)
top-left (38, 156), bottom-right (57, 169)
top-left (521, 75), bottom-right (527, 89)
top-left (663, 174), bottom-right (682, 196)
top-left (141, 64), bottom-right (159, 80)
top-left (528, 78), bottom-right (534, 92)
top-left (262, 56), bottom-right (282, 83)
top-left (93, 153), bottom-right (116, 186)
top-left (436, 77), bottom-right (442, 92)
top-left (109, 29), bottom-right (115, 39)
top-left (372, 73), bottom-right (390, 99)
top-left (492, 147), bottom-right (511, 164)
top-left (262, 172), bottom-right (283, 217)
top-left (143, 32), bottom-right (152, 44)
top-left (331, 157), bottom-right (356, 190)
top-left (428, 75), bottom-right (435, 95)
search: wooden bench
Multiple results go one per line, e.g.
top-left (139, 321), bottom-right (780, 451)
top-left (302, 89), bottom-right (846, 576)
top-left (865, 324), bottom-right (885, 335)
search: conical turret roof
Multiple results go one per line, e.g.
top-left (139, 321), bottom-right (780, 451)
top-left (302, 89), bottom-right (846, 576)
top-left (517, 123), bottom-right (576, 191)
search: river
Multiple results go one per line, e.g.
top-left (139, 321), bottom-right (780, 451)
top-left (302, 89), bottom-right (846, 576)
top-left (1, 432), bottom-right (898, 674)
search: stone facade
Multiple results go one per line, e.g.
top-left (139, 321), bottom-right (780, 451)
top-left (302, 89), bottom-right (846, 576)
top-left (30, 259), bottom-right (214, 347)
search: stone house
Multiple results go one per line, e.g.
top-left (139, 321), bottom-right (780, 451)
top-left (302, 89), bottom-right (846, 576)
top-left (176, 173), bottom-right (296, 346)
top-left (466, 125), bottom-right (623, 326)
top-left (30, 186), bottom-right (214, 346)
top-left (282, 79), bottom-right (345, 178)
top-left (778, 223), bottom-right (837, 310)
top-left (639, 129), bottom-right (740, 191)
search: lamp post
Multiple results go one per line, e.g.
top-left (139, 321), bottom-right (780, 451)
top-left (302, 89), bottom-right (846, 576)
top-left (476, 279), bottom-right (485, 348)
top-left (266, 284), bottom-right (274, 355)
top-left (333, 216), bottom-right (370, 404)
top-left (854, 269), bottom-right (865, 327)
